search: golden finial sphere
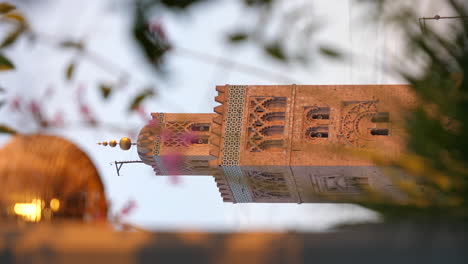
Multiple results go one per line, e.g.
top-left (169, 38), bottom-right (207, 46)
top-left (109, 140), bottom-right (117, 147)
top-left (119, 137), bottom-right (132, 150)
top-left (102, 141), bottom-right (108, 146)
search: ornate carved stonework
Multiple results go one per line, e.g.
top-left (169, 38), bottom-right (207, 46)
top-left (163, 122), bottom-right (210, 148)
top-left (247, 171), bottom-right (291, 199)
top-left (310, 174), bottom-right (369, 194)
top-left (338, 101), bottom-right (380, 147)
top-left (135, 84), bottom-right (413, 204)
top-left (246, 97), bottom-right (286, 152)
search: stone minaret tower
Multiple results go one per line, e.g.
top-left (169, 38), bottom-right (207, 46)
top-left (134, 85), bottom-right (415, 203)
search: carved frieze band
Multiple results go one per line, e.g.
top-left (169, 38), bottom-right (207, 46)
top-left (221, 85), bottom-right (252, 202)
top-left (222, 166), bottom-right (252, 202)
top-left (152, 113), bottom-right (167, 175)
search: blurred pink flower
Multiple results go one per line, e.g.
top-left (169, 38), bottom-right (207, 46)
top-left (10, 96), bottom-right (22, 111)
top-left (161, 152), bottom-right (183, 184)
top-left (149, 20), bottom-right (167, 40)
top-left (135, 106), bottom-right (149, 121)
top-left (159, 128), bottom-right (172, 142)
top-left (29, 100), bottom-right (40, 114)
top-left (120, 199), bottom-right (137, 216)
top-left (79, 103), bottom-right (97, 126)
top-left (51, 111), bottom-right (64, 127)
top-left (29, 100), bottom-right (48, 127)
top-left (181, 131), bottom-right (197, 145)
top-left (79, 104), bottom-right (90, 115)
top-left (147, 117), bottom-right (160, 128)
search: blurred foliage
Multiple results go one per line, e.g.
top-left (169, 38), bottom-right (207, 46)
top-left (0, 124), bottom-right (16, 134)
top-left (0, 2), bottom-right (14, 14)
top-left (65, 61), bottom-right (76, 81)
top-left (129, 88), bottom-right (155, 112)
top-left (131, 0), bottom-right (339, 66)
top-left (356, 0), bottom-right (468, 220)
top-left (0, 3), bottom-right (25, 71)
top-left (0, 52), bottom-right (13, 70)
top-left (99, 84), bottom-right (113, 100)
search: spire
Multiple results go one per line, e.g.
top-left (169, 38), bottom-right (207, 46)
top-left (98, 137), bottom-right (135, 150)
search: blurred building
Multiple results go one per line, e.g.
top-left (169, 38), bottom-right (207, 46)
top-left (130, 85), bottom-right (415, 203)
top-left (0, 134), bottom-right (108, 222)
top-left (1, 221), bottom-right (467, 264)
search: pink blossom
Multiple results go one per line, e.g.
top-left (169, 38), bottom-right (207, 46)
top-left (120, 199), bottom-right (137, 216)
top-left (180, 131), bottom-right (197, 145)
top-left (79, 104), bottom-right (90, 115)
top-left (79, 103), bottom-right (97, 125)
top-left (147, 117), bottom-right (160, 128)
top-left (149, 20), bottom-right (166, 40)
top-left (161, 152), bottom-right (183, 184)
top-left (135, 106), bottom-right (149, 121)
top-left (29, 100), bottom-right (48, 127)
top-left (10, 96), bottom-right (22, 111)
top-left (29, 100), bottom-right (40, 114)
top-left (159, 128), bottom-right (173, 142)
top-left (51, 111), bottom-right (64, 127)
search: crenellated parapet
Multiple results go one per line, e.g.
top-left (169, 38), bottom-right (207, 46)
top-left (208, 85), bottom-right (226, 167)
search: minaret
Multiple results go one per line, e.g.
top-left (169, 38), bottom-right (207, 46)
top-left (117, 85), bottom-right (416, 204)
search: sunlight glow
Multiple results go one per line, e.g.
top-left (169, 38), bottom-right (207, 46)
top-left (13, 199), bottom-right (43, 222)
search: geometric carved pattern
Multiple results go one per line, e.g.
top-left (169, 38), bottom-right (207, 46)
top-left (222, 166), bottom-right (252, 202)
top-left (221, 85), bottom-right (252, 202)
top-left (246, 97), bottom-right (286, 152)
top-left (221, 85), bottom-right (247, 166)
top-left (163, 122), bottom-right (210, 147)
top-left (338, 101), bottom-right (380, 147)
top-left (163, 121), bottom-right (193, 147)
top-left (153, 113), bottom-right (165, 156)
top-left (247, 171), bottom-right (291, 199)
top-left (152, 113), bottom-right (167, 175)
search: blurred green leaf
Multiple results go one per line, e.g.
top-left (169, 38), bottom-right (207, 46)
top-left (264, 42), bottom-right (287, 61)
top-left (159, 0), bottom-right (206, 9)
top-left (319, 46), bottom-right (342, 59)
top-left (60, 41), bottom-right (85, 51)
top-left (244, 0), bottom-right (273, 7)
top-left (4, 12), bottom-right (26, 23)
top-left (65, 61), bottom-right (76, 81)
top-left (0, 2), bottom-right (15, 14)
top-left (132, 4), bottom-right (171, 71)
top-left (129, 88), bottom-right (154, 111)
top-left (227, 32), bottom-right (249, 43)
top-left (0, 53), bottom-right (14, 71)
top-left (0, 25), bottom-right (25, 48)
top-left (99, 84), bottom-right (113, 99)
top-left (0, 124), bottom-right (17, 134)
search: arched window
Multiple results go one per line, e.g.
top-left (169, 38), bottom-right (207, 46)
top-left (305, 127), bottom-right (329, 139)
top-left (260, 126), bottom-right (284, 136)
top-left (261, 112), bottom-right (286, 122)
top-left (370, 129), bottom-right (389, 136)
top-left (306, 107), bottom-right (330, 121)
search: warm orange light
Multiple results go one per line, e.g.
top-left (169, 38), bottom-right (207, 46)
top-left (50, 198), bottom-right (60, 212)
top-left (13, 199), bottom-right (43, 222)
